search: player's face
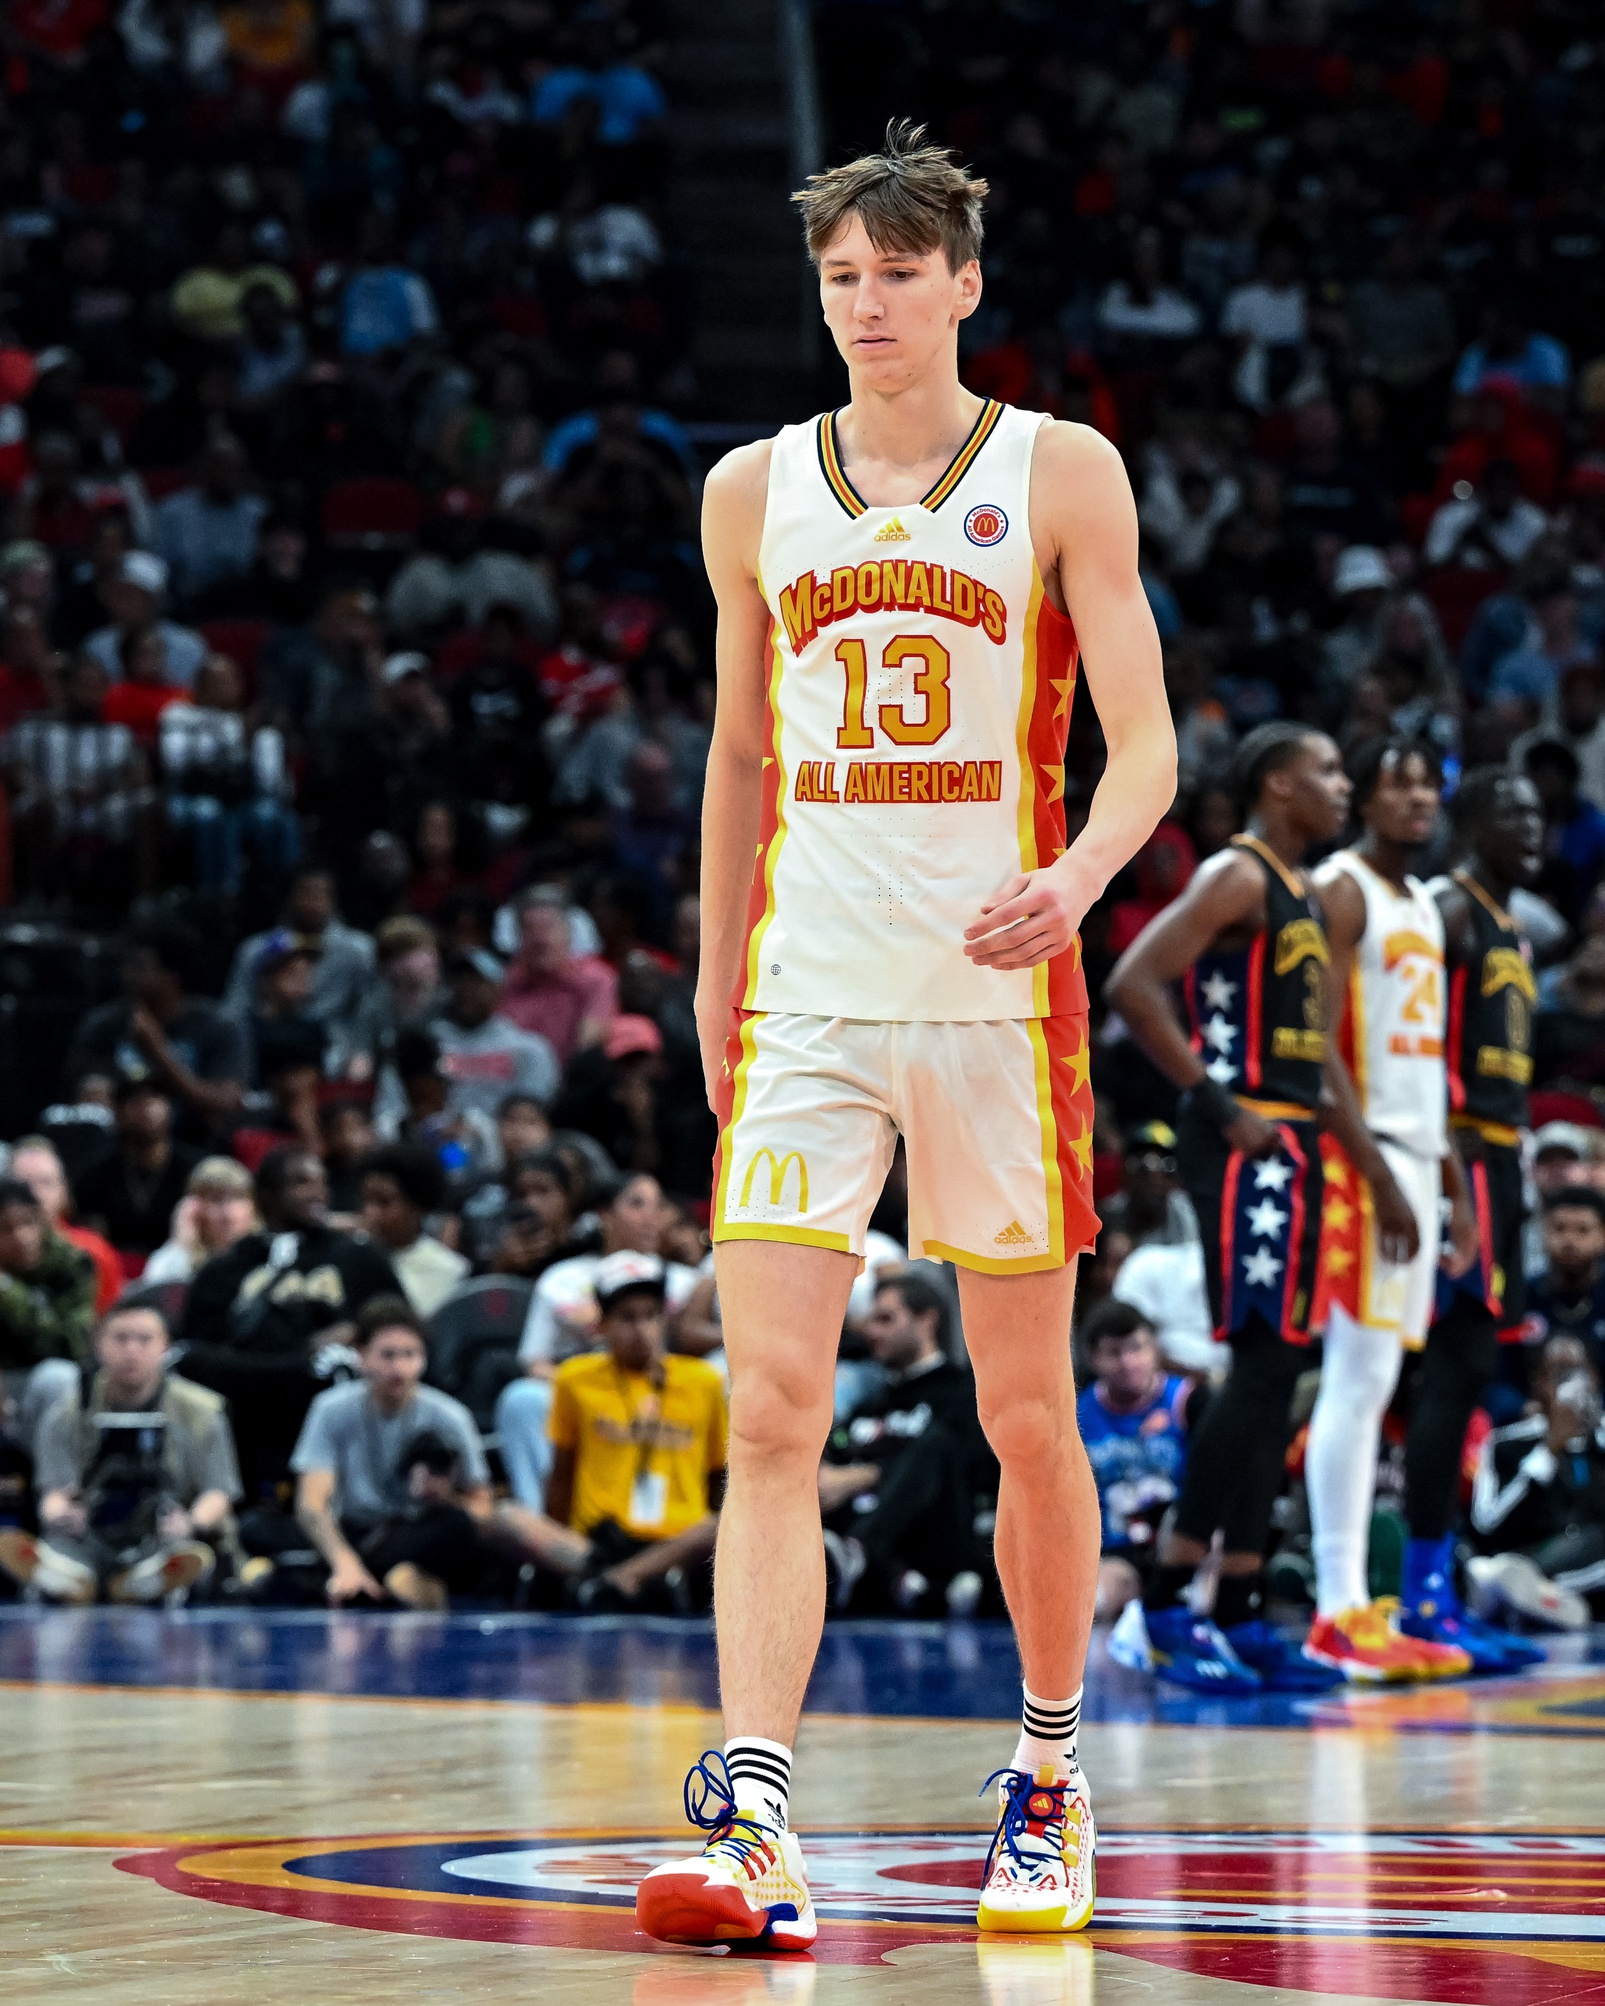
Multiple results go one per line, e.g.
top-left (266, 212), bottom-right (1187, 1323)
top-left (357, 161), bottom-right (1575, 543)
top-left (817, 213), bottom-right (980, 389)
top-left (1364, 750), bottom-right (1440, 848)
top-left (1292, 734), bottom-right (1351, 841)
top-left (1477, 775), bottom-right (1545, 888)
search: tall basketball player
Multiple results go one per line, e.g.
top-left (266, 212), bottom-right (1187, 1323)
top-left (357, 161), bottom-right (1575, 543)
top-left (1301, 737), bottom-right (1479, 1682)
top-left (1394, 767), bottom-right (1548, 1672)
top-left (633, 125), bottom-right (1174, 1947)
top-left (1105, 724), bottom-right (1411, 1693)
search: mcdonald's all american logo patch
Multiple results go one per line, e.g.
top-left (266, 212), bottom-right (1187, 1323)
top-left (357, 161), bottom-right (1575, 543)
top-left (964, 502), bottom-right (1008, 547)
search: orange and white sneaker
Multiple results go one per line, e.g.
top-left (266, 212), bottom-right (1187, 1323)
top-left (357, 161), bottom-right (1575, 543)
top-left (976, 1765), bottom-right (1096, 1934)
top-left (1304, 1600), bottom-right (1472, 1683)
top-left (636, 1752), bottom-right (816, 1950)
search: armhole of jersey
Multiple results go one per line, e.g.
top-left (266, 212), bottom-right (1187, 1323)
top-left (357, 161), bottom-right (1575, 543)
top-left (1023, 410), bottom-right (1063, 609)
top-left (753, 427), bottom-right (788, 602)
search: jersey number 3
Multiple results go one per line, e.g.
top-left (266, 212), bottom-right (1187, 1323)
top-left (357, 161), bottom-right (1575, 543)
top-left (836, 636), bottom-right (952, 749)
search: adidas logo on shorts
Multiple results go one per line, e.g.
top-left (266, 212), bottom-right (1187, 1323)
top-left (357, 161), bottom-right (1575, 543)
top-left (994, 1220), bottom-right (1034, 1247)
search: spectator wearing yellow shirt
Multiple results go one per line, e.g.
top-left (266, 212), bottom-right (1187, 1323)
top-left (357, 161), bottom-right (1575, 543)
top-left (543, 1250), bottom-right (725, 1611)
top-left (171, 224), bottom-right (299, 345)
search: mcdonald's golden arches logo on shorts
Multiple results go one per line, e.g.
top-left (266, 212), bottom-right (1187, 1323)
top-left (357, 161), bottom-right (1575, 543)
top-left (738, 1148), bottom-right (809, 1213)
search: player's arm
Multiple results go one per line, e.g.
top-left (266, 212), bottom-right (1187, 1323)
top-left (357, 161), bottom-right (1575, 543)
top-left (1440, 1138), bottom-right (1478, 1275)
top-left (1314, 866), bottom-right (1420, 1266)
top-left (695, 440), bottom-right (774, 1107)
top-left (966, 423), bottom-right (1176, 971)
top-left (1104, 847), bottom-right (1279, 1158)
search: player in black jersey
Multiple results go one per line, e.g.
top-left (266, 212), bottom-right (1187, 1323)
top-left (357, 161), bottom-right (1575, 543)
top-left (1106, 722), bottom-right (1417, 1692)
top-left (1396, 765), bottom-right (1548, 1671)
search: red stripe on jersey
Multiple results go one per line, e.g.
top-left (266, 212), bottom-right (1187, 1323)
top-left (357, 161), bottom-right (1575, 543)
top-left (1244, 934), bottom-right (1265, 1089)
top-left (1042, 1012), bottom-right (1101, 1256)
top-left (1025, 592), bottom-right (1088, 1016)
top-left (1446, 964), bottom-right (1468, 1112)
top-left (735, 623), bottom-right (786, 1010)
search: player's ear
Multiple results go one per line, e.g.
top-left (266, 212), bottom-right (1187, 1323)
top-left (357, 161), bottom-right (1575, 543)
top-left (953, 259), bottom-right (982, 323)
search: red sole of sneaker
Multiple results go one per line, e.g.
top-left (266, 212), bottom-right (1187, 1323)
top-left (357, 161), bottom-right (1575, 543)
top-left (635, 1874), bottom-right (768, 1946)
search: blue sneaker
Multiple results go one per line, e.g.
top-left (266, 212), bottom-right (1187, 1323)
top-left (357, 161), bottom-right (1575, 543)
top-left (1109, 1599), bottom-right (1263, 1694)
top-left (1396, 1600), bottom-right (1546, 1672)
top-left (1223, 1619), bottom-right (1346, 1692)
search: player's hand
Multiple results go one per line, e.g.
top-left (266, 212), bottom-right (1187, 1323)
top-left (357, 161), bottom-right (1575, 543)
top-left (1372, 1172), bottom-right (1420, 1266)
top-left (1442, 1192), bottom-right (1480, 1278)
top-left (1224, 1107), bottom-right (1281, 1158)
top-left (694, 995), bottom-right (727, 1115)
top-left (963, 857), bottom-right (1096, 970)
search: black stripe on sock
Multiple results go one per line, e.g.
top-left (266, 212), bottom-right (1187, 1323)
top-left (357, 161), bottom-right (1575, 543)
top-left (1022, 1702), bottom-right (1080, 1735)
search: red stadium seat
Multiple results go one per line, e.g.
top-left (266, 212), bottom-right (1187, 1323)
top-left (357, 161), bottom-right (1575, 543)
top-left (79, 384), bottom-right (144, 442)
top-left (1421, 565), bottom-right (1504, 650)
top-left (321, 477), bottom-right (424, 549)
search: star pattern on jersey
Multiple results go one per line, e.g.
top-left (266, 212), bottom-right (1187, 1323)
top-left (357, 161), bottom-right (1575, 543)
top-left (1200, 971), bottom-right (1237, 1013)
top-left (1050, 674), bottom-right (1075, 721)
top-left (1205, 1056), bottom-right (1238, 1084)
top-left (1324, 1197), bottom-right (1354, 1232)
top-left (1039, 763), bottom-right (1066, 804)
top-left (1242, 1246), bottom-right (1284, 1288)
top-left (1252, 1159), bottom-right (1294, 1192)
top-left (1247, 1198), bottom-right (1288, 1238)
top-left (1202, 1015), bottom-right (1237, 1054)
top-left (1324, 1156), bottom-right (1351, 1191)
top-left (1067, 1122), bottom-right (1095, 1178)
top-left (1061, 1038), bottom-right (1092, 1096)
top-left (1324, 1246), bottom-right (1355, 1275)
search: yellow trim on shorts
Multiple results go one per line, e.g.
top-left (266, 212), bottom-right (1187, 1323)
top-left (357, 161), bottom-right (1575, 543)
top-left (1453, 1113), bottom-right (1520, 1148)
top-left (923, 1240), bottom-right (1072, 1276)
top-left (712, 1013), bottom-right (762, 1228)
top-left (715, 1222), bottom-right (853, 1253)
top-left (1238, 1097), bottom-right (1315, 1120)
top-left (1027, 1017), bottom-right (1066, 1265)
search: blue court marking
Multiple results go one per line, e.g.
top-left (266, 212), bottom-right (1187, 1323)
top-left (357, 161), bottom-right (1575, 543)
top-left (0, 1606), bottom-right (1597, 1729)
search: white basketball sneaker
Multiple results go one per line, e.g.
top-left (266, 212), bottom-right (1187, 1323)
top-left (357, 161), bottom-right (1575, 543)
top-left (977, 1765), bottom-right (1096, 1934)
top-left (636, 1752), bottom-right (816, 1950)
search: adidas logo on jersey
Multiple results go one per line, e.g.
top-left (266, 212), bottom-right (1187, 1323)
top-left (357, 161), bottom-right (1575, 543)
top-left (873, 517), bottom-right (912, 543)
top-left (994, 1220), bottom-right (1034, 1247)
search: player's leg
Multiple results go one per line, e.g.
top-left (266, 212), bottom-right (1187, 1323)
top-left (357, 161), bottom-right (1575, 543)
top-left (899, 1015), bottom-right (1101, 1934)
top-left (1396, 1144), bottom-right (1544, 1669)
top-left (637, 1011), bottom-right (893, 1949)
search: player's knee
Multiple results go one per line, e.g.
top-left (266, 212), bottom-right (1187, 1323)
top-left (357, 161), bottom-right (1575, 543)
top-left (727, 1374), bottom-right (833, 1468)
top-left (976, 1384), bottom-right (1074, 1469)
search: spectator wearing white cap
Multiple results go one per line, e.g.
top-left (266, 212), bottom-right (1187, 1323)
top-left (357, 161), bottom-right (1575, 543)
top-left (495, 1172), bottom-right (701, 1507)
top-left (83, 552), bottom-right (207, 691)
top-left (1322, 544), bottom-right (1395, 695)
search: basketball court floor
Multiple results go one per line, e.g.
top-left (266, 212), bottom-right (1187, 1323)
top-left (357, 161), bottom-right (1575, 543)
top-left (2, 1606), bottom-right (1602, 2005)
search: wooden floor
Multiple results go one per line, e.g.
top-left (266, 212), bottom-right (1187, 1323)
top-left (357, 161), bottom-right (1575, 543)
top-left (1, 1608), bottom-right (1603, 2005)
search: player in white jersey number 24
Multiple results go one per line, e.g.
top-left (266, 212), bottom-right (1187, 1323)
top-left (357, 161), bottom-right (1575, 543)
top-left (633, 123), bottom-right (1175, 1949)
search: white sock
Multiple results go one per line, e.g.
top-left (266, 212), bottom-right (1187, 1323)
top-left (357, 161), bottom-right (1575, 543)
top-left (1012, 1685), bottom-right (1081, 1781)
top-left (1306, 1305), bottom-right (1404, 1619)
top-left (723, 1736), bottom-right (791, 1831)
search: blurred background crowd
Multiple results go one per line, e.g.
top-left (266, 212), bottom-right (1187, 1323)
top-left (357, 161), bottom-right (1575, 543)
top-left (0, 0), bottom-right (1600, 1618)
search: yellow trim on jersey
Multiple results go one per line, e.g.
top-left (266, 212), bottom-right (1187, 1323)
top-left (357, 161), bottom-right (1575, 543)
top-left (1452, 1112), bottom-right (1521, 1148)
top-left (1029, 1017), bottom-right (1066, 1265)
top-left (740, 613), bottom-right (789, 1008)
top-left (1348, 962), bottom-right (1368, 1107)
top-left (1239, 1097), bottom-right (1317, 1120)
top-left (1232, 832), bottom-right (1307, 901)
top-left (816, 398), bottom-right (1005, 520)
top-left (1453, 868), bottom-right (1517, 934)
top-left (715, 1222), bottom-right (854, 1252)
top-left (922, 1239), bottom-right (1070, 1275)
top-left (1015, 565), bottom-right (1048, 1015)
top-left (921, 398), bottom-right (1004, 510)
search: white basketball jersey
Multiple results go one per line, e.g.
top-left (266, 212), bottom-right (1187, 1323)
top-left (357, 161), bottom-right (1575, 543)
top-left (1315, 849), bottom-right (1447, 1159)
top-left (742, 399), bottom-right (1088, 1022)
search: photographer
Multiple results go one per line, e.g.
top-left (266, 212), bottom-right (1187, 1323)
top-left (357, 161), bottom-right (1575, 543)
top-left (0, 1304), bottom-right (239, 1604)
top-left (1468, 1334), bottom-right (1605, 1630)
top-left (291, 1296), bottom-right (508, 1609)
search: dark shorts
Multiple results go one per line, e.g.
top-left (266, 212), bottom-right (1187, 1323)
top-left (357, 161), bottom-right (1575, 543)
top-left (1178, 1098), bottom-right (1324, 1345)
top-left (1436, 1134), bottom-right (1526, 1333)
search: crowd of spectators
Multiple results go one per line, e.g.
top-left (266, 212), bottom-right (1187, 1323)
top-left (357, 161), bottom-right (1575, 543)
top-left (0, 0), bottom-right (1604, 1620)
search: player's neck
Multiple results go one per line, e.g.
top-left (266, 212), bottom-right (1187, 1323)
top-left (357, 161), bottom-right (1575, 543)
top-left (1241, 811), bottom-right (1306, 872)
top-left (1355, 830), bottom-right (1412, 889)
top-left (836, 370), bottom-right (983, 499)
top-left (1462, 854), bottom-right (1514, 910)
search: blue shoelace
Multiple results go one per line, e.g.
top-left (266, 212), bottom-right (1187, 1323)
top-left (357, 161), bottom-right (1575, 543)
top-left (980, 1767), bottom-right (1070, 1877)
top-left (683, 1750), bottom-right (777, 1870)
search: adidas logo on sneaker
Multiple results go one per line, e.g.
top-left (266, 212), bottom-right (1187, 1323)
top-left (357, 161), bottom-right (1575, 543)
top-left (873, 517), bottom-right (912, 543)
top-left (994, 1220), bottom-right (1033, 1247)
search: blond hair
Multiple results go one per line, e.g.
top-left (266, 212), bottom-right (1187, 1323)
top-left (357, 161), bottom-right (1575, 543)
top-left (792, 119), bottom-right (988, 273)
